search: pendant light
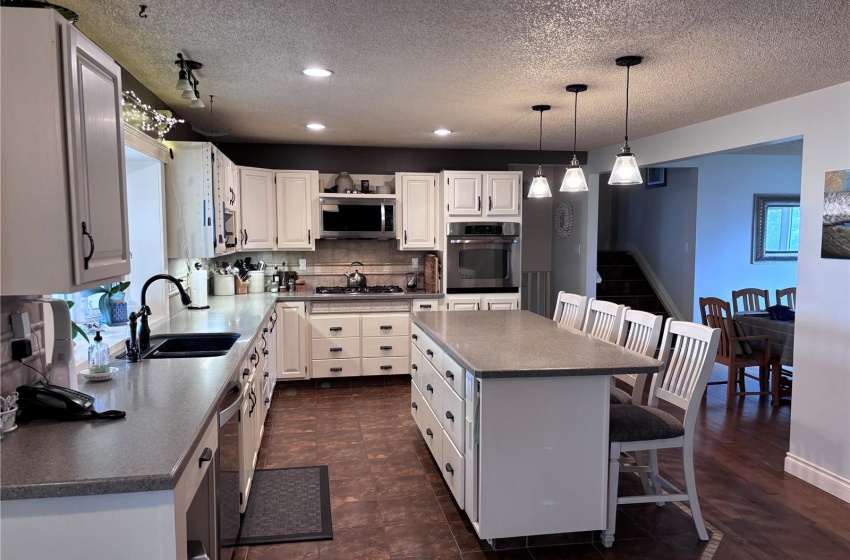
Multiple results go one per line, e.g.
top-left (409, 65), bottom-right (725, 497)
top-left (561, 84), bottom-right (589, 192)
top-left (189, 79), bottom-right (205, 109)
top-left (609, 56), bottom-right (644, 186)
top-left (528, 104), bottom-right (553, 198)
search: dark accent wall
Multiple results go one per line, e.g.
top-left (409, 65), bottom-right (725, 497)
top-left (215, 143), bottom-right (587, 174)
top-left (120, 68), bottom-right (203, 142)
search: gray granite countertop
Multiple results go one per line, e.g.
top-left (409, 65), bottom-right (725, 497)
top-left (0, 294), bottom-right (280, 501)
top-left (411, 310), bottom-right (662, 379)
top-left (276, 291), bottom-right (443, 301)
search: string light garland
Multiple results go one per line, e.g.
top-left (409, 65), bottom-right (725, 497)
top-left (121, 90), bottom-right (184, 141)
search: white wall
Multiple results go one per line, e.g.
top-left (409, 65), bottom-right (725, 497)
top-left (673, 155), bottom-right (801, 319)
top-left (586, 82), bottom-right (850, 501)
top-left (608, 167), bottom-right (699, 319)
top-left (546, 166), bottom-right (594, 303)
top-left (512, 164), bottom-right (553, 273)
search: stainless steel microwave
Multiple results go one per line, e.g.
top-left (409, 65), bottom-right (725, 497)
top-left (318, 197), bottom-right (396, 239)
top-left (446, 222), bottom-right (521, 293)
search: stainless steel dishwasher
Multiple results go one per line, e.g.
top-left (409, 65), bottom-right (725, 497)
top-left (217, 378), bottom-right (244, 559)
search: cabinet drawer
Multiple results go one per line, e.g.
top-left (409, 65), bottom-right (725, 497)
top-left (411, 322), bottom-right (424, 351)
top-left (312, 358), bottom-right (361, 378)
top-left (442, 352), bottom-right (465, 398)
top-left (312, 337), bottom-right (360, 360)
top-left (441, 387), bottom-right (465, 451)
top-left (441, 434), bottom-right (465, 508)
top-left (410, 347), bottom-right (423, 391)
top-left (420, 333), bottom-right (444, 372)
top-left (363, 356), bottom-right (409, 376)
top-left (412, 299), bottom-right (440, 312)
top-left (362, 313), bottom-right (410, 337)
top-left (176, 410), bottom-right (219, 516)
top-left (421, 361), bottom-right (445, 420)
top-left (419, 401), bottom-right (443, 468)
top-left (410, 383), bottom-right (426, 433)
top-left (362, 335), bottom-right (409, 358)
top-left (311, 315), bottom-right (361, 339)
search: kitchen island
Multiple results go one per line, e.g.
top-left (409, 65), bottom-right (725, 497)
top-left (409, 310), bottom-right (662, 540)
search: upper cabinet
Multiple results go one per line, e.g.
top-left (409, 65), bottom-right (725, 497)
top-left (167, 142), bottom-right (239, 258)
top-left (443, 171), bottom-right (521, 220)
top-left (240, 168), bottom-right (277, 250)
top-left (275, 171), bottom-right (316, 250)
top-left (1, 8), bottom-right (129, 295)
top-left (398, 173), bottom-right (437, 250)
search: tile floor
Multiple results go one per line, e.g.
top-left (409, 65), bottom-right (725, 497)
top-left (228, 376), bottom-right (715, 559)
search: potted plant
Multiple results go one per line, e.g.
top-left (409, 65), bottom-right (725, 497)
top-left (84, 281), bottom-right (131, 326)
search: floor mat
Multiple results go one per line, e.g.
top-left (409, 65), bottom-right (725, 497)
top-left (226, 466), bottom-right (333, 547)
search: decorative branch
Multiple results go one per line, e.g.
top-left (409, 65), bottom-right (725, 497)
top-left (121, 90), bottom-right (184, 141)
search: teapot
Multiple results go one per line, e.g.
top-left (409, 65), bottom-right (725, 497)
top-left (344, 261), bottom-right (367, 288)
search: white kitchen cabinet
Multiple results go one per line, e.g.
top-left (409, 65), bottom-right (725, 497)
top-left (224, 157), bottom-right (239, 212)
top-left (240, 168), bottom-right (277, 249)
top-left (167, 142), bottom-right (239, 258)
top-left (277, 302), bottom-right (308, 379)
top-left (445, 172), bottom-right (483, 216)
top-left (443, 171), bottom-right (522, 221)
top-left (275, 171), bottom-right (316, 250)
top-left (1, 8), bottom-right (130, 294)
top-left (239, 365), bottom-right (256, 514)
top-left (263, 310), bottom-right (278, 413)
top-left (445, 294), bottom-right (519, 310)
top-left (398, 173), bottom-right (437, 249)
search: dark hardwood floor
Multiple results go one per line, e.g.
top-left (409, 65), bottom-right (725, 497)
top-left (228, 368), bottom-right (850, 559)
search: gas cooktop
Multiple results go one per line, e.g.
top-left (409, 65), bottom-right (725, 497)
top-left (315, 285), bottom-right (405, 295)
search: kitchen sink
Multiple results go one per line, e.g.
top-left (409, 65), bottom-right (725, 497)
top-left (121, 333), bottom-right (241, 360)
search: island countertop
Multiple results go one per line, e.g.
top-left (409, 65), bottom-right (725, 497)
top-left (411, 310), bottom-right (663, 378)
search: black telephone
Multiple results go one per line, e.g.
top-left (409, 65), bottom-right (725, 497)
top-left (16, 382), bottom-right (126, 421)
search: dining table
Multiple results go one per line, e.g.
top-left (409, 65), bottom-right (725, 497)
top-left (733, 312), bottom-right (795, 367)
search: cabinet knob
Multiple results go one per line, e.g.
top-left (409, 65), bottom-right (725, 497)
top-left (445, 411), bottom-right (454, 421)
top-left (426, 384), bottom-right (433, 393)
top-left (411, 364), bottom-right (418, 371)
top-left (426, 428), bottom-right (433, 437)
top-left (445, 370), bottom-right (454, 379)
top-left (411, 402), bottom-right (418, 410)
top-left (242, 368), bottom-right (250, 378)
top-left (198, 448), bottom-right (213, 468)
top-left (445, 463), bottom-right (454, 474)
top-left (412, 334), bottom-right (418, 341)
top-left (426, 349), bottom-right (434, 357)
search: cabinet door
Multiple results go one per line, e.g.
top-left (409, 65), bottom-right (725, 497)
top-left (446, 173), bottom-right (483, 216)
top-left (447, 297), bottom-right (481, 311)
top-left (277, 302), bottom-right (308, 379)
top-left (275, 171), bottom-right (314, 250)
top-left (224, 157), bottom-right (238, 212)
top-left (482, 295), bottom-right (519, 310)
top-left (239, 375), bottom-right (255, 513)
top-left (485, 172), bottom-right (521, 217)
top-left (64, 26), bottom-right (130, 285)
top-left (400, 174), bottom-right (436, 249)
top-left (240, 168), bottom-right (276, 249)
top-left (213, 153), bottom-right (228, 255)
top-left (266, 312), bottom-right (279, 386)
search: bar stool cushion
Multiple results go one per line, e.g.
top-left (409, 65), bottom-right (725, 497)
top-left (609, 404), bottom-right (684, 442)
top-left (609, 386), bottom-right (632, 405)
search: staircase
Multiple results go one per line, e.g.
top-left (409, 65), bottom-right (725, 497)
top-left (596, 251), bottom-right (669, 318)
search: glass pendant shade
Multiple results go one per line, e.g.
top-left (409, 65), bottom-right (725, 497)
top-left (528, 166), bottom-right (552, 198)
top-left (561, 155), bottom-right (588, 192)
top-left (181, 88), bottom-right (197, 100)
top-left (189, 95), bottom-right (205, 109)
top-left (608, 148), bottom-right (643, 185)
top-left (175, 70), bottom-right (192, 91)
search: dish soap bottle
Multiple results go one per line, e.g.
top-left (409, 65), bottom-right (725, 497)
top-left (88, 331), bottom-right (110, 373)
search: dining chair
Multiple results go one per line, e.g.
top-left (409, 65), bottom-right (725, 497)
top-left (582, 298), bottom-right (626, 344)
top-left (610, 309), bottom-right (664, 405)
top-left (776, 287), bottom-right (796, 309)
top-left (552, 291), bottom-right (588, 330)
top-left (699, 297), bottom-right (776, 408)
top-left (602, 319), bottom-right (720, 548)
top-left (731, 288), bottom-right (770, 313)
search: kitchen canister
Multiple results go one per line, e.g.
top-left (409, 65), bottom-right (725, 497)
top-left (248, 270), bottom-right (265, 293)
top-left (213, 274), bottom-right (235, 296)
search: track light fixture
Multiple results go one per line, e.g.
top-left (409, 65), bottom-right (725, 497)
top-left (561, 84), bottom-right (589, 192)
top-left (174, 53), bottom-right (205, 106)
top-left (609, 56), bottom-right (644, 186)
top-left (528, 105), bottom-right (553, 198)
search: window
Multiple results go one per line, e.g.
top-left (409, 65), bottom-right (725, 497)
top-left (752, 194), bottom-right (800, 263)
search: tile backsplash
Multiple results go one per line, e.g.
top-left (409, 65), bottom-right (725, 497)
top-left (201, 239), bottom-right (434, 289)
top-left (1, 297), bottom-right (48, 396)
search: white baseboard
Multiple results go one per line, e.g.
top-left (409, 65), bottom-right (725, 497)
top-left (785, 453), bottom-right (850, 502)
top-left (628, 244), bottom-right (684, 321)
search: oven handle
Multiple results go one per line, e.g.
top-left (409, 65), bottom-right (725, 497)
top-left (448, 238), bottom-right (519, 244)
top-left (218, 381), bottom-right (243, 427)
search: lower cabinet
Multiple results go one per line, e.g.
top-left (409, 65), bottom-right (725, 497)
top-left (277, 302), bottom-right (308, 380)
top-left (412, 298), bottom-right (441, 312)
top-left (445, 294), bottom-right (519, 311)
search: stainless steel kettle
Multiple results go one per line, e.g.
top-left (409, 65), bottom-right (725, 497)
top-left (344, 261), bottom-right (367, 288)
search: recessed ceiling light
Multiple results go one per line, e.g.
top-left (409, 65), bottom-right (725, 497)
top-left (302, 68), bottom-right (333, 77)
top-left (434, 129), bottom-right (452, 136)
top-left (306, 123), bottom-right (326, 130)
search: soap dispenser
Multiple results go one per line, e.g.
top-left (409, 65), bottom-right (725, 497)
top-left (88, 331), bottom-right (110, 373)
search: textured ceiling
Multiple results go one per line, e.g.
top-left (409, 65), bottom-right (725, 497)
top-left (60, 0), bottom-right (850, 150)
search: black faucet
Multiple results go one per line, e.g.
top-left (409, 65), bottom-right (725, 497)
top-left (138, 274), bottom-right (192, 351)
